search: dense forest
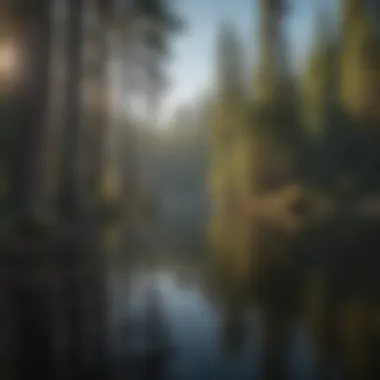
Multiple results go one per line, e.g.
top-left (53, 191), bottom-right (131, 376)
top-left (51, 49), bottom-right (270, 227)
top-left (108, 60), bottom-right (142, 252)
top-left (0, 1), bottom-right (184, 379)
top-left (1, 1), bottom-right (380, 380)
top-left (209, 0), bottom-right (380, 379)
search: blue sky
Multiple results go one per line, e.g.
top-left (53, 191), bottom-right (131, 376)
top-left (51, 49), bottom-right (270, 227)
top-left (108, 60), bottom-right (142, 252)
top-left (160, 0), bottom-right (340, 123)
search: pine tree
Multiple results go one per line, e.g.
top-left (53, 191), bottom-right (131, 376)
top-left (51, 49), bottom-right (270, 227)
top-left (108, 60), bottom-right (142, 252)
top-left (302, 12), bottom-right (338, 137)
top-left (208, 21), bottom-right (248, 283)
top-left (253, 0), bottom-right (288, 105)
top-left (237, 0), bottom-right (312, 311)
top-left (212, 22), bottom-right (246, 155)
top-left (338, 0), bottom-right (380, 192)
top-left (340, 0), bottom-right (380, 125)
top-left (300, 10), bottom-right (345, 190)
top-left (247, 0), bottom-right (300, 191)
top-left (209, 0), bottom-right (305, 306)
top-left (209, 21), bottom-right (246, 191)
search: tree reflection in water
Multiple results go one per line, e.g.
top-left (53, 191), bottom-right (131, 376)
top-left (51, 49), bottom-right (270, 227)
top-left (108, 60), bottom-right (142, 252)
top-left (211, 218), bottom-right (380, 380)
top-left (222, 290), bottom-right (246, 355)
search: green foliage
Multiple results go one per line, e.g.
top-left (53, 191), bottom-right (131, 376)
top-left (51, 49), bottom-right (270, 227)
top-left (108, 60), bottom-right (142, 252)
top-left (301, 12), bottom-right (338, 136)
top-left (215, 22), bottom-right (245, 100)
top-left (208, 1), bottom-right (380, 374)
top-left (340, 0), bottom-right (380, 122)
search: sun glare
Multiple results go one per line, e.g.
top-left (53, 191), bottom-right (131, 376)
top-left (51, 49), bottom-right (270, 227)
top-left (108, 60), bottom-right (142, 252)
top-left (0, 38), bottom-right (21, 89)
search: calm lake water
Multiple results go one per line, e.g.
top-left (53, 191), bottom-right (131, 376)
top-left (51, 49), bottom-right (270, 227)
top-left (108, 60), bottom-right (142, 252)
top-left (103, 193), bottom-right (377, 380)
top-left (108, 254), bottom-right (322, 380)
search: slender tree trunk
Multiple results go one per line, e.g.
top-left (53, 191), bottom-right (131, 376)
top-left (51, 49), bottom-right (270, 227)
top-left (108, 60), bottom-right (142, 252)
top-left (85, 1), bottom-right (109, 203)
top-left (38, 0), bottom-right (69, 219)
top-left (10, 0), bottom-right (52, 219)
top-left (60, 0), bottom-right (84, 219)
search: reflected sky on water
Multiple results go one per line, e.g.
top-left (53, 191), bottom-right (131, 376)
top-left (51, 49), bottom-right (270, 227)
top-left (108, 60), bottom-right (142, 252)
top-left (109, 260), bottom-right (320, 380)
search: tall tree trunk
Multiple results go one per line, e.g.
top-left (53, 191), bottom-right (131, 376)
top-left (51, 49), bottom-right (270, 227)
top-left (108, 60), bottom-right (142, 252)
top-left (10, 0), bottom-right (52, 219)
top-left (84, 0), bottom-right (109, 204)
top-left (38, 0), bottom-right (69, 219)
top-left (60, 0), bottom-right (84, 219)
top-left (78, 2), bottom-right (110, 377)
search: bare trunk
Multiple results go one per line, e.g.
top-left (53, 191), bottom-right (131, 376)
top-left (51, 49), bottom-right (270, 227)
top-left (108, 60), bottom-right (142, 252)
top-left (10, 0), bottom-right (52, 218)
top-left (59, 0), bottom-right (84, 219)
